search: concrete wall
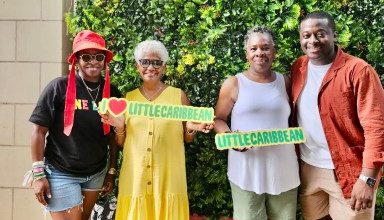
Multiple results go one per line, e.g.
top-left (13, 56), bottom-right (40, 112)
top-left (0, 1), bottom-right (72, 219)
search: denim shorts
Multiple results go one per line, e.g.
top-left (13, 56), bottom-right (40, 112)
top-left (45, 162), bottom-right (107, 212)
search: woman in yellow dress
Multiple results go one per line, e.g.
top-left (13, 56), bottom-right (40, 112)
top-left (100, 40), bottom-right (213, 220)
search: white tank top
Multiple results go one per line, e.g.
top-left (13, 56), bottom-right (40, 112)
top-left (228, 72), bottom-right (300, 195)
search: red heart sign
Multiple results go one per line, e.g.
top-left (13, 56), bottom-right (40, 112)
top-left (108, 98), bottom-right (128, 117)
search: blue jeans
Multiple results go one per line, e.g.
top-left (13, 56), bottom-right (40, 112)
top-left (45, 162), bottom-right (107, 212)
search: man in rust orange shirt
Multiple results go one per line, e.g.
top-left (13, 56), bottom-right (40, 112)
top-left (291, 11), bottom-right (384, 220)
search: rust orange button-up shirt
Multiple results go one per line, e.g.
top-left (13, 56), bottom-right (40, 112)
top-left (291, 47), bottom-right (384, 198)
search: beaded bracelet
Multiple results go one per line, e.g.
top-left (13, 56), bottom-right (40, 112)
top-left (32, 161), bottom-right (46, 180)
top-left (22, 161), bottom-right (46, 187)
top-left (113, 127), bottom-right (126, 136)
top-left (33, 172), bottom-right (46, 178)
top-left (186, 129), bottom-right (196, 135)
top-left (33, 175), bottom-right (46, 182)
top-left (32, 167), bottom-right (44, 173)
top-left (32, 161), bottom-right (45, 167)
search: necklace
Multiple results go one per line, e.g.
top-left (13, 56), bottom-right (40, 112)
top-left (142, 84), bottom-right (164, 101)
top-left (81, 79), bottom-right (100, 92)
top-left (80, 75), bottom-right (100, 102)
top-left (85, 84), bottom-right (100, 92)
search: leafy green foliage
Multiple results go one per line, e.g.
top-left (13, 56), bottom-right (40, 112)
top-left (67, 0), bottom-right (383, 218)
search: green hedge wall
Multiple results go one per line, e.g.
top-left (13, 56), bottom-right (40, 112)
top-left (66, 0), bottom-right (384, 218)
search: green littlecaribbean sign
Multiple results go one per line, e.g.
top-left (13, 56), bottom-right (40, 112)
top-left (99, 98), bottom-right (214, 123)
top-left (215, 127), bottom-right (306, 150)
top-left (126, 101), bottom-right (214, 122)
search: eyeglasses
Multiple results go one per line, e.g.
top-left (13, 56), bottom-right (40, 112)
top-left (139, 59), bottom-right (164, 69)
top-left (79, 54), bottom-right (106, 62)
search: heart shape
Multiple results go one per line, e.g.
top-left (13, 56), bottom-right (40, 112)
top-left (108, 98), bottom-right (128, 117)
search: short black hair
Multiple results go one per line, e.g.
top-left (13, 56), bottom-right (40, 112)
top-left (301, 11), bottom-right (336, 32)
top-left (244, 26), bottom-right (277, 50)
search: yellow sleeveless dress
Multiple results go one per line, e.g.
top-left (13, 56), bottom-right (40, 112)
top-left (115, 86), bottom-right (189, 220)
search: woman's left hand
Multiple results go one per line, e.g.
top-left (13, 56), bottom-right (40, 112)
top-left (101, 174), bottom-right (115, 195)
top-left (186, 121), bottom-right (214, 133)
top-left (99, 112), bottom-right (125, 129)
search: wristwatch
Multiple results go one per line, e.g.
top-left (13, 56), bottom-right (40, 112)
top-left (359, 174), bottom-right (376, 188)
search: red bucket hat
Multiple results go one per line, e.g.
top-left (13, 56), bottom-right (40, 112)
top-left (64, 30), bottom-right (114, 136)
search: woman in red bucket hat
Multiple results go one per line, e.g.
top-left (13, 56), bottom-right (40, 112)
top-left (27, 30), bottom-right (121, 220)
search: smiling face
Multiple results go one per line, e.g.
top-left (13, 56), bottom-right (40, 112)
top-left (300, 18), bottom-right (337, 65)
top-left (136, 52), bottom-right (166, 83)
top-left (245, 32), bottom-right (276, 75)
top-left (77, 49), bottom-right (105, 81)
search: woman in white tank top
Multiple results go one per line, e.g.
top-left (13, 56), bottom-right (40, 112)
top-left (214, 26), bottom-right (300, 220)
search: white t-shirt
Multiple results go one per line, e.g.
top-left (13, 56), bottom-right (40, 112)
top-left (228, 72), bottom-right (300, 195)
top-left (297, 61), bottom-right (334, 169)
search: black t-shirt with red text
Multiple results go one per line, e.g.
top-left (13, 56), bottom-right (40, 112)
top-left (29, 74), bottom-right (121, 176)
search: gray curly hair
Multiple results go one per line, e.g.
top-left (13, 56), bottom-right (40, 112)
top-left (134, 40), bottom-right (169, 63)
top-left (244, 26), bottom-right (277, 50)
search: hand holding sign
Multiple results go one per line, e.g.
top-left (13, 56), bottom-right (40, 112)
top-left (99, 112), bottom-right (125, 130)
top-left (186, 121), bottom-right (214, 133)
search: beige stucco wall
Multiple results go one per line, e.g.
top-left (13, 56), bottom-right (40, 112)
top-left (0, 1), bottom-right (72, 219)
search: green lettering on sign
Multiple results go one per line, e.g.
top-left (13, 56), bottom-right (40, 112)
top-left (98, 98), bottom-right (108, 114)
top-left (214, 127), bottom-right (306, 150)
top-left (100, 99), bottom-right (214, 122)
top-left (124, 101), bottom-right (214, 122)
